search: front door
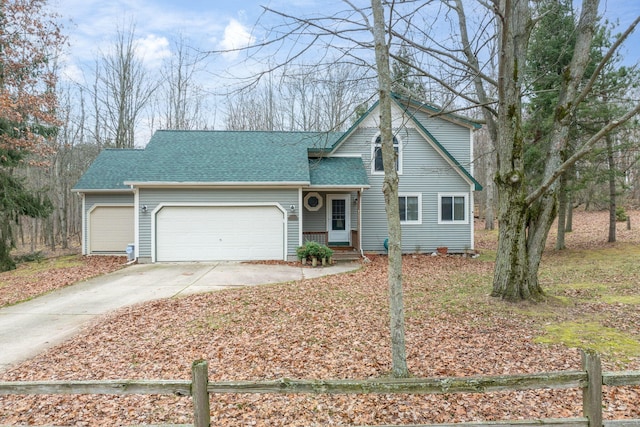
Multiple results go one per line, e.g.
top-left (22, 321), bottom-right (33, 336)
top-left (327, 194), bottom-right (350, 244)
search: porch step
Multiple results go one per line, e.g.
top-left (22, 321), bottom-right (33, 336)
top-left (330, 247), bottom-right (361, 261)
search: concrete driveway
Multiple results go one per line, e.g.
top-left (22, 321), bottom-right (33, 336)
top-left (0, 261), bottom-right (360, 372)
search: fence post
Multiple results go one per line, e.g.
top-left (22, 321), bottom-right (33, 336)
top-left (192, 360), bottom-right (211, 427)
top-left (582, 350), bottom-right (603, 427)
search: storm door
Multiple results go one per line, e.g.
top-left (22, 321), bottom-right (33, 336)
top-left (326, 194), bottom-right (350, 243)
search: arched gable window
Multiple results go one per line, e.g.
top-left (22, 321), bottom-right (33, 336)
top-left (372, 134), bottom-right (401, 174)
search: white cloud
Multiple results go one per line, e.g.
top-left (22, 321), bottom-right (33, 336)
top-left (61, 62), bottom-right (84, 83)
top-left (135, 34), bottom-right (171, 69)
top-left (218, 19), bottom-right (256, 60)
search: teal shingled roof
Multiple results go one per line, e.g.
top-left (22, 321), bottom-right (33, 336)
top-left (72, 149), bottom-right (144, 190)
top-left (309, 157), bottom-right (369, 187)
top-left (73, 130), bottom-right (354, 190)
top-left (138, 131), bottom-right (311, 183)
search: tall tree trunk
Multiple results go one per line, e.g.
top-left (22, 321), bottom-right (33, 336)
top-left (492, 0), bottom-right (600, 301)
top-left (371, 0), bottom-right (408, 378)
top-left (556, 174), bottom-right (567, 250)
top-left (566, 193), bottom-right (574, 232)
top-left (606, 133), bottom-right (616, 242)
top-left (491, 0), bottom-right (544, 301)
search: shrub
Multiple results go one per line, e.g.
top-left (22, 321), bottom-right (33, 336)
top-left (296, 245), bottom-right (307, 260)
top-left (616, 207), bottom-right (628, 222)
top-left (297, 242), bottom-right (332, 260)
top-left (321, 245), bottom-right (334, 259)
top-left (13, 251), bottom-right (45, 264)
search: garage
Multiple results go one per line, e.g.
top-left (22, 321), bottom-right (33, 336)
top-left (155, 205), bottom-right (285, 262)
top-left (89, 205), bottom-right (134, 254)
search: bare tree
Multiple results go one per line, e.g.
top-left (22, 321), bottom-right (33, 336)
top-left (154, 36), bottom-right (211, 130)
top-left (224, 63), bottom-right (371, 132)
top-left (395, 0), bottom-right (639, 300)
top-left (371, 0), bottom-right (408, 378)
top-left (96, 24), bottom-right (158, 148)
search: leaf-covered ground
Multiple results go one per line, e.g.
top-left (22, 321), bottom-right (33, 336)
top-left (0, 255), bottom-right (126, 308)
top-left (0, 210), bottom-right (639, 426)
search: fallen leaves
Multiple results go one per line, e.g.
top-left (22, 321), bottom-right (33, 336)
top-left (0, 211), bottom-right (638, 425)
top-left (0, 255), bottom-right (126, 308)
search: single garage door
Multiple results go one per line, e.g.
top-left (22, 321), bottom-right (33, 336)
top-left (155, 205), bottom-right (285, 262)
top-left (89, 206), bottom-right (134, 253)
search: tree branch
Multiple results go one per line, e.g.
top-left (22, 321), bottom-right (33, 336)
top-left (526, 102), bottom-right (640, 205)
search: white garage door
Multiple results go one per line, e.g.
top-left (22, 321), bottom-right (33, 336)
top-left (89, 206), bottom-right (134, 253)
top-left (155, 206), bottom-right (285, 262)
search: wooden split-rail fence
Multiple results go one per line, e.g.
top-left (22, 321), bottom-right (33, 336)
top-left (0, 350), bottom-right (639, 427)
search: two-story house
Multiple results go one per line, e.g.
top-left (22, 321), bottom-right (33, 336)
top-left (73, 95), bottom-right (482, 262)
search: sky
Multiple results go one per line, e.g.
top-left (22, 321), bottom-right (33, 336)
top-left (48, 0), bottom-right (640, 139)
top-left (52, 0), bottom-right (639, 79)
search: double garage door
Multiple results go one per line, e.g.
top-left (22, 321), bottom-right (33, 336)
top-left (155, 206), bottom-right (285, 262)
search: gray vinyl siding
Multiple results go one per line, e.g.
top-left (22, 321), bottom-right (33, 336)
top-left (335, 122), bottom-right (474, 253)
top-left (411, 110), bottom-right (472, 167)
top-left (82, 192), bottom-right (134, 254)
top-left (137, 188), bottom-right (299, 261)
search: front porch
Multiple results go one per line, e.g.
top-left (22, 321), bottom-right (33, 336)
top-left (301, 190), bottom-right (363, 261)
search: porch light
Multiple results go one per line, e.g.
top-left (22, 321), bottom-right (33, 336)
top-left (141, 205), bottom-right (148, 213)
top-left (290, 205), bottom-right (295, 212)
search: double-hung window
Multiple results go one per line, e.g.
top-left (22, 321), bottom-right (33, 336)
top-left (438, 193), bottom-right (468, 224)
top-left (373, 135), bottom-right (400, 174)
top-left (399, 193), bottom-right (421, 224)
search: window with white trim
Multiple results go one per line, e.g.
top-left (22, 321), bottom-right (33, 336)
top-left (372, 134), bottom-right (401, 174)
top-left (399, 193), bottom-right (421, 224)
top-left (438, 193), bottom-right (468, 224)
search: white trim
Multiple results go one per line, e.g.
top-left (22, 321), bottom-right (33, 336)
top-left (306, 185), bottom-right (371, 190)
top-left (371, 133), bottom-right (403, 176)
top-left (298, 188), bottom-right (303, 248)
top-left (133, 189), bottom-right (140, 260)
top-left (124, 181), bottom-right (309, 188)
top-left (304, 192), bottom-right (323, 211)
top-left (150, 202), bottom-right (287, 263)
top-left (358, 189), bottom-right (364, 257)
top-left (469, 185), bottom-right (475, 250)
top-left (323, 154), bottom-right (363, 158)
top-left (81, 195), bottom-right (86, 255)
top-left (469, 129), bottom-right (475, 177)
top-left (437, 193), bottom-right (470, 225)
top-left (326, 194), bottom-right (351, 243)
top-left (398, 193), bottom-right (422, 225)
top-left (72, 189), bottom-right (133, 193)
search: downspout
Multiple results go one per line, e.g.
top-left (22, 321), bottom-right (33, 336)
top-left (80, 193), bottom-right (86, 255)
top-left (133, 186), bottom-right (139, 262)
top-left (358, 188), bottom-right (365, 258)
top-left (298, 187), bottom-right (303, 248)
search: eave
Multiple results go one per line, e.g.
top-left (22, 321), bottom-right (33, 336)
top-left (123, 181), bottom-right (311, 189)
top-left (71, 188), bottom-right (134, 194)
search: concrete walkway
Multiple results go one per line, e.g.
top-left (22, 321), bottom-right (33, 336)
top-left (0, 261), bottom-right (360, 372)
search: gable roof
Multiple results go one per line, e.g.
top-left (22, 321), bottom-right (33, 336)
top-left (309, 157), bottom-right (369, 188)
top-left (391, 94), bottom-right (482, 130)
top-left (135, 130), bottom-right (313, 185)
top-left (73, 130), bottom-right (365, 191)
top-left (72, 149), bottom-right (144, 191)
top-left (328, 97), bottom-right (483, 191)
top-left (73, 98), bottom-right (481, 192)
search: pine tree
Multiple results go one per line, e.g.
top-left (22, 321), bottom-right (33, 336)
top-left (0, 0), bottom-right (64, 270)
